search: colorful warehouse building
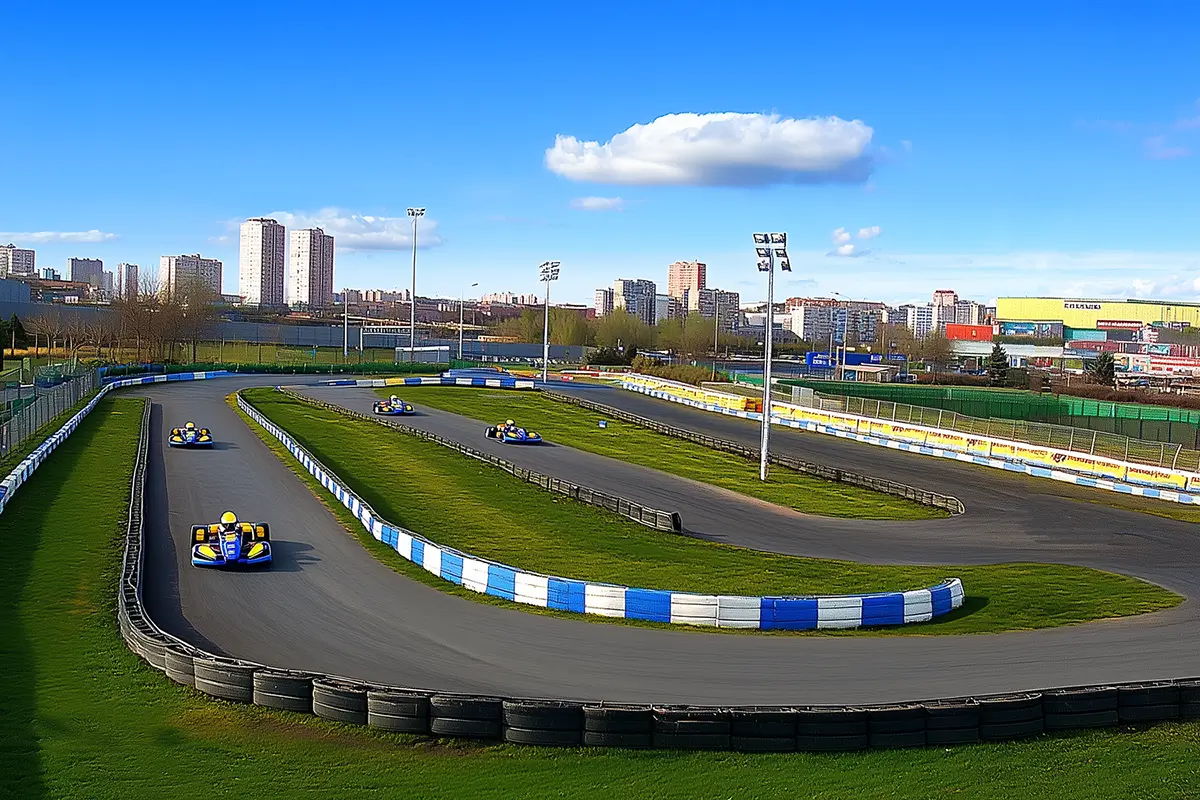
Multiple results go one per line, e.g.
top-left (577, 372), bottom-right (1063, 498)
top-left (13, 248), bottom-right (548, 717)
top-left (997, 297), bottom-right (1200, 329)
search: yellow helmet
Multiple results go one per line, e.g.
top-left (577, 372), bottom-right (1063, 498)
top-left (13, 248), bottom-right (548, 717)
top-left (186, 421), bottom-right (196, 428)
top-left (506, 419), bottom-right (514, 426)
top-left (220, 511), bottom-right (237, 526)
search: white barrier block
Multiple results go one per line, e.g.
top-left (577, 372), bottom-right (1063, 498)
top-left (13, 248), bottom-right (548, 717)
top-left (817, 596), bottom-right (863, 629)
top-left (395, 530), bottom-right (413, 561)
top-left (716, 596), bottom-right (761, 629)
top-left (947, 578), bottom-right (965, 608)
top-left (422, 544), bottom-right (442, 577)
top-left (902, 589), bottom-right (933, 623)
top-left (514, 573), bottom-right (549, 607)
top-left (584, 584), bottom-right (626, 617)
top-left (462, 558), bottom-right (490, 593)
top-left (670, 593), bottom-right (719, 626)
top-left (371, 520), bottom-right (384, 540)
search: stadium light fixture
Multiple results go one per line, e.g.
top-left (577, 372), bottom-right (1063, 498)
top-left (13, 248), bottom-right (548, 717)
top-left (752, 232), bottom-right (790, 482)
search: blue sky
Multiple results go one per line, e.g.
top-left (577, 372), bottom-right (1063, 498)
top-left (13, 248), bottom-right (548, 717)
top-left (3, 1), bottom-right (1200, 307)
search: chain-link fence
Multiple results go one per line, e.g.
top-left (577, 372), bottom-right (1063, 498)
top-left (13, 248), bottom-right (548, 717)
top-left (0, 370), bottom-right (99, 460)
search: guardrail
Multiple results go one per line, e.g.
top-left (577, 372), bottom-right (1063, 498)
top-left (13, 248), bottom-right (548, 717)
top-left (541, 389), bottom-right (966, 516)
top-left (238, 388), bottom-right (963, 630)
top-left (278, 388), bottom-right (681, 533)
top-left (619, 374), bottom-right (1200, 506)
top-left (1, 369), bottom-right (98, 459)
top-left (3, 360), bottom-right (1199, 752)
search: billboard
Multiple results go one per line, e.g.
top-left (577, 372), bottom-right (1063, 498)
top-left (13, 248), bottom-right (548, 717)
top-left (999, 321), bottom-right (1063, 337)
top-left (945, 323), bottom-right (993, 341)
top-left (805, 352), bottom-right (882, 368)
top-left (1096, 320), bottom-right (1143, 330)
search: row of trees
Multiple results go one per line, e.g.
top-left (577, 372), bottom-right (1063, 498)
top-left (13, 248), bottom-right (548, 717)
top-left (490, 308), bottom-right (959, 362)
top-left (10, 276), bottom-right (221, 364)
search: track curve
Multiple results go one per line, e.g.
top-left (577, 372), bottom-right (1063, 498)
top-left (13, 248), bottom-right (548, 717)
top-left (129, 377), bottom-right (1200, 706)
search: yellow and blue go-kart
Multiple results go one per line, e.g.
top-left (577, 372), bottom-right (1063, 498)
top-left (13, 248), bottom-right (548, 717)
top-left (191, 516), bottom-right (272, 568)
top-left (169, 422), bottom-right (213, 448)
top-left (483, 422), bottom-right (543, 445)
top-left (373, 398), bottom-right (415, 416)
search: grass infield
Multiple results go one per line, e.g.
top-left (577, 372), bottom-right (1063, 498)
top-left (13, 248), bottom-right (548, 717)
top-left (384, 386), bottom-right (948, 521)
top-left (240, 388), bottom-right (1180, 635)
top-left (1, 397), bottom-right (1199, 798)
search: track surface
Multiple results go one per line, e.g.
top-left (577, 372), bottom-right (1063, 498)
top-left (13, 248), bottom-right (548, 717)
top-left (130, 378), bottom-right (1200, 705)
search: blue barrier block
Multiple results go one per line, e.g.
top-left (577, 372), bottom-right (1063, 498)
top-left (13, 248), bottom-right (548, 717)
top-left (440, 552), bottom-right (464, 584)
top-left (547, 578), bottom-right (587, 613)
top-left (486, 565), bottom-right (516, 600)
top-left (381, 526), bottom-right (399, 548)
top-left (763, 597), bottom-right (818, 630)
top-left (862, 593), bottom-right (905, 626)
top-left (930, 584), bottom-right (953, 616)
top-left (624, 588), bottom-right (672, 622)
top-left (411, 539), bottom-right (425, 567)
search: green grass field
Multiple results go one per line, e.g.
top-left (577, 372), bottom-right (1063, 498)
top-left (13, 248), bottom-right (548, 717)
top-left (3, 397), bottom-right (1200, 798)
top-left (384, 387), bottom-right (946, 520)
top-left (241, 388), bottom-right (1179, 635)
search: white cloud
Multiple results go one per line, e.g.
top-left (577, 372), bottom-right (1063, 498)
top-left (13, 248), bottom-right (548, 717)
top-left (834, 243), bottom-right (857, 257)
top-left (545, 112), bottom-right (874, 186)
top-left (258, 207), bottom-right (442, 251)
top-left (832, 227), bottom-right (851, 245)
top-left (0, 229), bottom-right (118, 244)
top-left (857, 225), bottom-right (882, 240)
top-left (568, 196), bottom-right (625, 211)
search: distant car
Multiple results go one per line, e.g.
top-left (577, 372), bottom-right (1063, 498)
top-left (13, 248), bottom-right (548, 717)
top-left (191, 512), bottom-right (272, 568)
top-left (373, 396), bottom-right (415, 415)
top-left (484, 421), bottom-right (543, 445)
top-left (169, 422), bottom-right (214, 448)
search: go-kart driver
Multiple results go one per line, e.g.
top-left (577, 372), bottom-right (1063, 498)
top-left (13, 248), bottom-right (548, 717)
top-left (389, 394), bottom-right (401, 406)
top-left (185, 421), bottom-right (197, 431)
top-left (219, 510), bottom-right (239, 534)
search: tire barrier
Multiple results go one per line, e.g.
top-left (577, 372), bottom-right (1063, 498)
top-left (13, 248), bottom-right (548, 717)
top-left (502, 700), bottom-right (584, 747)
top-left (318, 376), bottom-right (536, 389)
top-left (541, 389), bottom-right (966, 516)
top-left (239, 389), bottom-right (965, 631)
top-left (367, 689), bottom-right (431, 733)
top-left (617, 374), bottom-right (1200, 506)
top-left (652, 707), bottom-right (731, 751)
top-left (312, 679), bottom-right (370, 725)
top-left (2, 369), bottom-right (1179, 756)
top-left (430, 696), bottom-right (504, 739)
top-left (253, 670), bottom-right (316, 714)
top-left (280, 387), bottom-right (682, 534)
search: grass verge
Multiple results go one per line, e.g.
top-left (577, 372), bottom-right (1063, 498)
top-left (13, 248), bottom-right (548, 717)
top-left (0, 390), bottom-right (100, 477)
top-left (3, 397), bottom-right (1200, 798)
top-left (390, 386), bottom-right (946, 520)
top-left (240, 387), bottom-right (1180, 635)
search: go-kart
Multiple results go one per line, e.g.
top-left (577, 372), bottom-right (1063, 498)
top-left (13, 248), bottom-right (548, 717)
top-left (483, 424), bottom-right (543, 445)
top-left (191, 519), bottom-right (272, 567)
top-left (373, 398), bottom-right (415, 415)
top-left (169, 423), bottom-right (214, 448)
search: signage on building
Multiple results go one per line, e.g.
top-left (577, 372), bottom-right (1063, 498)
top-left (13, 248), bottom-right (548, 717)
top-left (1096, 320), bottom-right (1142, 330)
top-left (1064, 302), bottom-right (1102, 310)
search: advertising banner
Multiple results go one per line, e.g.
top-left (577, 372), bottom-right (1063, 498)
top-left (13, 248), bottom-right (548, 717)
top-left (925, 430), bottom-right (971, 452)
top-left (1125, 464), bottom-right (1188, 490)
top-left (1097, 320), bottom-right (1143, 330)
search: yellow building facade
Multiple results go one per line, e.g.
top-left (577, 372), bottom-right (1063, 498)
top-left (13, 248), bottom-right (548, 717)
top-left (996, 297), bottom-right (1200, 328)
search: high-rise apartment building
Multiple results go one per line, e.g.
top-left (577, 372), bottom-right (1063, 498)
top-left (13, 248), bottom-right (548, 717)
top-left (905, 304), bottom-right (937, 339)
top-left (653, 293), bottom-right (684, 324)
top-left (239, 217), bottom-right (286, 306)
top-left (612, 278), bottom-right (657, 325)
top-left (932, 289), bottom-right (959, 307)
top-left (952, 300), bottom-right (985, 326)
top-left (68, 257), bottom-right (104, 287)
top-left (101, 270), bottom-right (114, 296)
top-left (593, 287), bottom-right (614, 317)
top-left (287, 227), bottom-right (335, 308)
top-left (667, 260), bottom-right (706, 299)
top-left (159, 254), bottom-right (223, 295)
top-left (0, 243), bottom-right (35, 276)
top-left (686, 287), bottom-right (741, 331)
top-left (116, 263), bottom-right (139, 300)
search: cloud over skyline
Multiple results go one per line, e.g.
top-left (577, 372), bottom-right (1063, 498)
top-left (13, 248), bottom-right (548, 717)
top-left (259, 208), bottom-right (443, 251)
top-left (568, 196), bottom-right (625, 211)
top-left (545, 112), bottom-right (874, 186)
top-left (0, 229), bottom-right (118, 244)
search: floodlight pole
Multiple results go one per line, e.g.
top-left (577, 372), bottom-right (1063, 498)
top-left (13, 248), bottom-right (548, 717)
top-left (539, 261), bottom-right (560, 384)
top-left (407, 208), bottom-right (425, 362)
top-left (342, 290), bottom-right (348, 358)
top-left (754, 233), bottom-right (790, 482)
top-left (459, 281), bottom-right (478, 362)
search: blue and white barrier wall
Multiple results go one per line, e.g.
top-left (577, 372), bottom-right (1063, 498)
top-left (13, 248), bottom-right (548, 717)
top-left (238, 393), bottom-right (964, 631)
top-left (318, 376), bottom-right (536, 389)
top-left (0, 371), bottom-right (236, 515)
top-left (620, 374), bottom-right (1200, 505)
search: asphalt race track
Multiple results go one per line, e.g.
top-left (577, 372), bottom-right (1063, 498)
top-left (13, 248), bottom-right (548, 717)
top-left (128, 377), bottom-right (1200, 706)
